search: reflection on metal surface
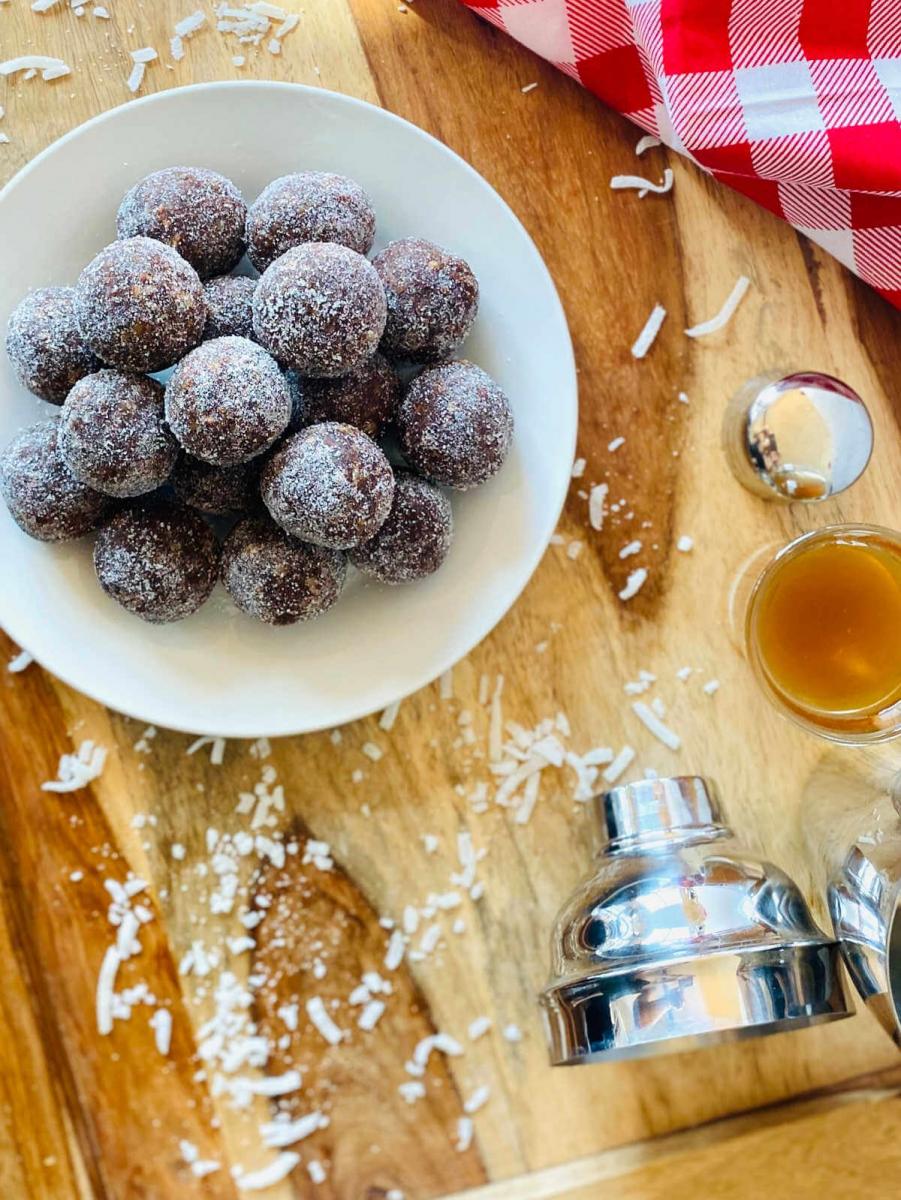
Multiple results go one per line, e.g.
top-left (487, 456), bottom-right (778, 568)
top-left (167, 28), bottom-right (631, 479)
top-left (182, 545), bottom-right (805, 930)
top-left (723, 370), bottom-right (873, 502)
top-left (540, 777), bottom-right (852, 1065)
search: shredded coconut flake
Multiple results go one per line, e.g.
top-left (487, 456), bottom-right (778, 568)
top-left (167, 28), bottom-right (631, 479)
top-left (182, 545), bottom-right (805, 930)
top-left (456, 1116), bottom-right (474, 1152)
top-left (42, 740), bottom-right (107, 793)
top-left (685, 275), bottom-right (750, 338)
top-left (603, 745), bottom-right (636, 784)
top-left (379, 699), bottom-right (401, 731)
top-left (464, 1084), bottom-right (491, 1114)
top-left (0, 56), bottom-right (72, 80)
top-left (588, 483), bottom-right (608, 531)
top-left (233, 1152), bottom-right (300, 1191)
top-left (635, 134), bottom-right (662, 155)
top-left (676, 535), bottom-right (694, 552)
top-left (618, 568), bottom-right (648, 601)
top-left (149, 1008), bottom-right (173, 1055)
top-left (631, 303), bottom-right (667, 358)
top-left (631, 701), bottom-right (681, 751)
top-left (8, 648), bottom-right (33, 672)
top-left (611, 168), bottom-right (673, 197)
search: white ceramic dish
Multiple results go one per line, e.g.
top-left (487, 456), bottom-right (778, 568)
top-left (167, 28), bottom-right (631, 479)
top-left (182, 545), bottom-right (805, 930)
top-left (0, 82), bottom-right (577, 738)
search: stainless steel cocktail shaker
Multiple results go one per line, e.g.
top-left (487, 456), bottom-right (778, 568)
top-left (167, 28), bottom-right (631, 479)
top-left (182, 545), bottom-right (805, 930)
top-left (541, 776), bottom-right (852, 1064)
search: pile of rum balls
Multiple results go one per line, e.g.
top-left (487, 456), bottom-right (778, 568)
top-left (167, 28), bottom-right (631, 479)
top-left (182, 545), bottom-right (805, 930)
top-left (0, 166), bottom-right (514, 625)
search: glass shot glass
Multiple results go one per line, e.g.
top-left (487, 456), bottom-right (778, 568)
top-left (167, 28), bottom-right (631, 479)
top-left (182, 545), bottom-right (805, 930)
top-left (741, 524), bottom-right (901, 744)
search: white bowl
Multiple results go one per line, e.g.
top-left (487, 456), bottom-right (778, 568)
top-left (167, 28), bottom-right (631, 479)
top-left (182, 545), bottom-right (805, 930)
top-left (0, 82), bottom-right (577, 737)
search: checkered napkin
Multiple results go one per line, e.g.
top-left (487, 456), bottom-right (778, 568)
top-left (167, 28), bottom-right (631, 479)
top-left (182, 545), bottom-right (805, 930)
top-left (462, 0), bottom-right (901, 306)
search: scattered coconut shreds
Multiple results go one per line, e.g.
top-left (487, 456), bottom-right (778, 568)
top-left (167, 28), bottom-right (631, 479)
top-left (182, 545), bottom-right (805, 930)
top-left (95, 946), bottom-right (120, 1035)
top-left (42, 740), bottom-right (107, 793)
top-left (618, 567), bottom-right (648, 602)
top-left (260, 1112), bottom-right (327, 1148)
top-left (175, 8), bottom-right (207, 36)
top-left (677, 390), bottom-right (690, 404)
top-left (567, 540), bottom-right (583, 560)
top-left (588, 482), bottom-right (608, 531)
top-left (131, 47), bottom-right (159, 63)
top-left (635, 133), bottom-right (662, 155)
top-left (0, 56), bottom-right (72, 80)
top-left (439, 667), bottom-right (454, 700)
top-left (187, 735), bottom-right (226, 765)
top-left (521, 81), bottom-right (538, 93)
top-left (610, 168), bottom-right (674, 198)
top-left (468, 1016), bottom-right (491, 1040)
top-left (503, 1023), bottom-right (523, 1043)
top-left (619, 540), bottom-right (642, 559)
top-left (456, 1116), bottom-right (474, 1152)
top-left (685, 275), bottom-right (750, 338)
top-left (631, 701), bottom-right (681, 751)
top-left (127, 61), bottom-right (146, 92)
top-left (608, 436), bottom-right (625, 452)
top-left (464, 1085), bottom-right (491, 1114)
top-left (399, 1080), bottom-right (425, 1103)
top-left (631, 303), bottom-right (667, 359)
top-left (307, 1161), bottom-right (327, 1185)
top-left (358, 999), bottom-right (385, 1031)
top-left (603, 745), bottom-right (636, 784)
top-left (170, 35), bottom-right (185, 60)
top-left (361, 741), bottom-right (383, 762)
top-left (703, 679), bottom-right (721, 696)
top-left (379, 699), bottom-right (402, 731)
top-left (149, 1008), bottom-right (173, 1055)
top-left (8, 648), bottom-right (33, 672)
top-left (93, 5), bottom-right (110, 15)
top-left (232, 1152), bottom-right (300, 1191)
top-left (571, 456), bottom-right (586, 478)
top-left (677, 535), bottom-right (694, 552)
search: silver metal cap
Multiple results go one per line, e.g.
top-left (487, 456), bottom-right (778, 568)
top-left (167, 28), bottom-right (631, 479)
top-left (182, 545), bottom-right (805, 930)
top-left (541, 775), bottom-right (853, 1065)
top-left (723, 370), bottom-right (873, 502)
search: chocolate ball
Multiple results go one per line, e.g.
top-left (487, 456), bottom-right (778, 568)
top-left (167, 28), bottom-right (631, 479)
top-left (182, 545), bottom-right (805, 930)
top-left (165, 336), bottom-right (291, 466)
top-left (261, 422), bottom-right (394, 550)
top-left (372, 238), bottom-right (478, 363)
top-left (93, 500), bottom-right (219, 623)
top-left (252, 242), bottom-right (387, 378)
top-left (1, 419), bottom-right (109, 541)
top-left (171, 453), bottom-right (261, 516)
top-left (74, 237), bottom-right (206, 373)
top-left (397, 360), bottom-right (513, 490)
top-left (202, 275), bottom-right (257, 342)
top-left (6, 287), bottom-right (100, 404)
top-left (221, 515), bottom-right (346, 625)
top-left (350, 471), bottom-right (453, 584)
top-left (59, 370), bottom-right (177, 498)
top-left (116, 166), bottom-right (246, 279)
top-left (246, 171), bottom-right (375, 273)
top-left (297, 352), bottom-right (401, 440)
top-left (296, 352), bottom-right (400, 444)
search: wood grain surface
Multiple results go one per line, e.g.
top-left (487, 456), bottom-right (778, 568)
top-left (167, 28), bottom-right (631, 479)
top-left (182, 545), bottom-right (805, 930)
top-left (1, 1), bottom-right (901, 1198)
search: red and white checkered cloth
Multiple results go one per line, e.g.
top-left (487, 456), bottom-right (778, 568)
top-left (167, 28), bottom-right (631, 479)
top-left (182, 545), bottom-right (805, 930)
top-left (461, 0), bottom-right (901, 306)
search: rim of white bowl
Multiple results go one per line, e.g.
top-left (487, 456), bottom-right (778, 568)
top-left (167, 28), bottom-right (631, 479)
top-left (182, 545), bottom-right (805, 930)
top-left (0, 81), bottom-right (578, 738)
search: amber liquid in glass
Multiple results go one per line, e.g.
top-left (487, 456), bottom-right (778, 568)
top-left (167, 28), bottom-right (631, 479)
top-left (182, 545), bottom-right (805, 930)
top-left (749, 530), bottom-right (901, 738)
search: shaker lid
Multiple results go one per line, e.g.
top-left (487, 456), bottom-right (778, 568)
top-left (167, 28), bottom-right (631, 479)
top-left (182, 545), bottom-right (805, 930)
top-left (596, 775), bottom-right (720, 845)
top-left (541, 776), bottom-right (854, 1065)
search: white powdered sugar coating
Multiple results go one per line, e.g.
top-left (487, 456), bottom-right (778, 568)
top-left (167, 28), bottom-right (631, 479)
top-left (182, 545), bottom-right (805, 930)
top-left (59, 370), bottom-right (177, 498)
top-left (1, 419), bottom-right (109, 541)
top-left (372, 238), bottom-right (479, 363)
top-left (396, 360), bottom-right (513, 490)
top-left (261, 422), bottom-right (395, 550)
top-left (245, 171), bottom-right (375, 272)
top-left (165, 336), bottom-right (291, 466)
top-left (202, 275), bottom-right (257, 342)
top-left (221, 515), bottom-right (347, 625)
top-left (74, 237), bottom-right (206, 373)
top-left (93, 500), bottom-right (219, 624)
top-left (5, 286), bottom-right (100, 403)
top-left (350, 470), bottom-right (453, 584)
top-left (116, 166), bottom-right (247, 279)
top-left (252, 242), bottom-right (387, 378)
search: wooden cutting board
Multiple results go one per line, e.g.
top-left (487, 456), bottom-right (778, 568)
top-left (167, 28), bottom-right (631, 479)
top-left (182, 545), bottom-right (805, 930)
top-left (1, 2), bottom-right (900, 1198)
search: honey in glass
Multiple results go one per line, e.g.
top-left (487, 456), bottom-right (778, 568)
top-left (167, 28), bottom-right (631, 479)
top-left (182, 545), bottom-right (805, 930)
top-left (746, 525), bottom-right (901, 742)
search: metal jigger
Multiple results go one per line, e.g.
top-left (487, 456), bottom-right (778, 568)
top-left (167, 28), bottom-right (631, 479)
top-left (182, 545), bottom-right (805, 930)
top-left (803, 750), bottom-right (901, 1046)
top-left (723, 370), bottom-right (874, 502)
top-left (540, 776), bottom-right (853, 1065)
